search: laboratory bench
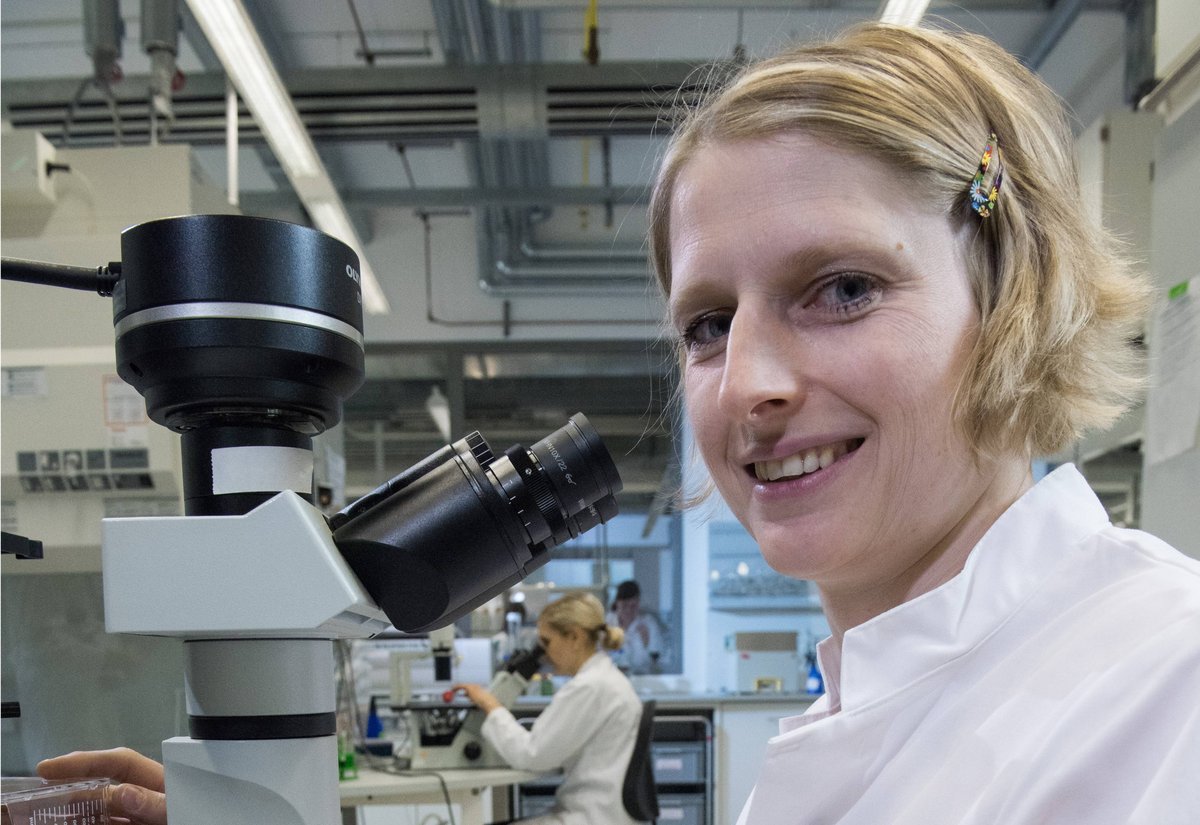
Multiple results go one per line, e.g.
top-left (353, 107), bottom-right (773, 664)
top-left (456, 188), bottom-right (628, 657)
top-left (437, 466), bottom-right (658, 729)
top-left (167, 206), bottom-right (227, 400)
top-left (339, 766), bottom-right (542, 824)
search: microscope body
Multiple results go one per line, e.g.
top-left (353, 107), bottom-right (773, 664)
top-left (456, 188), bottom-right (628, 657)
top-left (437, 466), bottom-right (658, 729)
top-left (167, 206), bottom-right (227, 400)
top-left (409, 668), bottom-right (532, 770)
top-left (104, 492), bottom-right (389, 824)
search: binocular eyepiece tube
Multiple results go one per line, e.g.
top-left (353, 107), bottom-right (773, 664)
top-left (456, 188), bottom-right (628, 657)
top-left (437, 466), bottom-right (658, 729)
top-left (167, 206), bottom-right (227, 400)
top-left (332, 413), bottom-right (622, 633)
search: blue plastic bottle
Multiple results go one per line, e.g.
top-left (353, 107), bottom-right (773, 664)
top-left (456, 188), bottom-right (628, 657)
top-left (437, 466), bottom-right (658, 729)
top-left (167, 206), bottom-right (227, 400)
top-left (804, 653), bottom-right (825, 696)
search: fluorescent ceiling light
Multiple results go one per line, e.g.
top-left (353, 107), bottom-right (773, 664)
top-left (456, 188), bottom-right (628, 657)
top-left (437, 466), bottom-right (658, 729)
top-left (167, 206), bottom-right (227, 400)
top-left (185, 0), bottom-right (319, 180)
top-left (185, 0), bottom-right (391, 315)
top-left (879, 0), bottom-right (932, 26)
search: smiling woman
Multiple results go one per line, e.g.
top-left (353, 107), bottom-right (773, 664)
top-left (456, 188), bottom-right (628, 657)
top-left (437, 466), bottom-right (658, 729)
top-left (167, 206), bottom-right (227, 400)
top-left (646, 21), bottom-right (1200, 825)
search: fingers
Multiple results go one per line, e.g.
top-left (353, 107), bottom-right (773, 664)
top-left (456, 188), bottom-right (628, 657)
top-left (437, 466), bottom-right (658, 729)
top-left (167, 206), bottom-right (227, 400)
top-left (107, 782), bottom-right (169, 825)
top-left (38, 747), bottom-right (166, 792)
top-left (450, 683), bottom-right (499, 712)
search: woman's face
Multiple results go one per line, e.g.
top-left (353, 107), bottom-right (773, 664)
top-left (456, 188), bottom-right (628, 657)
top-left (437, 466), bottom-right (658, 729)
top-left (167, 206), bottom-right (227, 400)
top-left (613, 596), bottom-right (639, 628)
top-left (537, 621), bottom-right (585, 676)
top-left (667, 133), bottom-right (999, 598)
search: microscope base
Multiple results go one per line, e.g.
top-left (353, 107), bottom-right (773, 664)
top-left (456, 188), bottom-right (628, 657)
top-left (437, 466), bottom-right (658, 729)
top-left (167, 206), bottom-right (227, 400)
top-left (163, 735), bottom-right (340, 825)
top-left (410, 733), bottom-right (509, 770)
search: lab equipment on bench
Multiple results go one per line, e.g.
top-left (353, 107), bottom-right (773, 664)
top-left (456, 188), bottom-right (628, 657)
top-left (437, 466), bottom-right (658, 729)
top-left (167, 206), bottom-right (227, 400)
top-left (0, 214), bottom-right (623, 825)
top-left (725, 632), bottom-right (801, 694)
top-left (406, 644), bottom-right (545, 769)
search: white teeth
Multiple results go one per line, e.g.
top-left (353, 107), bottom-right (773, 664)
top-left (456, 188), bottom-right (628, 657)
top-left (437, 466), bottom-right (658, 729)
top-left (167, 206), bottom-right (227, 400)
top-left (818, 446), bottom-right (834, 469)
top-left (753, 439), bottom-right (858, 482)
top-left (782, 453), bottom-right (805, 477)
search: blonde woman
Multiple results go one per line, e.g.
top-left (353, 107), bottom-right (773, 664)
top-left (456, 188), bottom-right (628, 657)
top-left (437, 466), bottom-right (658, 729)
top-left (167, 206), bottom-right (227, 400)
top-left (650, 22), bottom-right (1200, 825)
top-left (456, 591), bottom-right (643, 825)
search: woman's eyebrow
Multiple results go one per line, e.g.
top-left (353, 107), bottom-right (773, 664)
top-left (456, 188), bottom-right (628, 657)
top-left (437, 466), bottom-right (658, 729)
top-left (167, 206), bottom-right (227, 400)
top-left (666, 280), bottom-right (724, 328)
top-left (777, 238), bottom-right (906, 276)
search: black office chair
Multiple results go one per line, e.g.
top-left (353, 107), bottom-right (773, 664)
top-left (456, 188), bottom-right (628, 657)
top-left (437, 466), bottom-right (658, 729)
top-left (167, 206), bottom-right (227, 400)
top-left (622, 700), bottom-right (659, 823)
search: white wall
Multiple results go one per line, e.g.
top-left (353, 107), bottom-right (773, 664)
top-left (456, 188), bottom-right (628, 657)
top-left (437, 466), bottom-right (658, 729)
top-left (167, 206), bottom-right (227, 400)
top-left (1141, 97), bottom-right (1200, 560)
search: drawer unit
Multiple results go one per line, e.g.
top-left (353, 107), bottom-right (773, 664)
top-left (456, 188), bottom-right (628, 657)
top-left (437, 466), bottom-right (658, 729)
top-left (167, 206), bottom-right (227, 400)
top-left (652, 741), bottom-right (706, 784)
top-left (518, 791), bottom-right (558, 818)
top-left (657, 792), bottom-right (706, 825)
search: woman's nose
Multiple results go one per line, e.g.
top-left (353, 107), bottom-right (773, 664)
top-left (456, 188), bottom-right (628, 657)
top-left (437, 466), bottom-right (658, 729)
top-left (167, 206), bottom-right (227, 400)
top-left (717, 313), bottom-right (805, 423)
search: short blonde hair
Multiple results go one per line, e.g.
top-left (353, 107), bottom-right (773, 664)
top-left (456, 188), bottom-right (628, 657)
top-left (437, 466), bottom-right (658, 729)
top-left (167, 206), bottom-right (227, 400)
top-left (540, 591), bottom-right (624, 651)
top-left (649, 23), bottom-right (1149, 459)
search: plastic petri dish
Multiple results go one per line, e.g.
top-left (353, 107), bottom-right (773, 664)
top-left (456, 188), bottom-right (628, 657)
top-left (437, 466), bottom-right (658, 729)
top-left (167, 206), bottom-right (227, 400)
top-left (1, 776), bottom-right (110, 824)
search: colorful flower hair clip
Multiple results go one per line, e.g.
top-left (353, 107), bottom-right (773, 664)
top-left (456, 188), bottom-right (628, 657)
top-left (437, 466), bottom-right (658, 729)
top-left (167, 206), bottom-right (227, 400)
top-left (968, 132), bottom-right (1004, 218)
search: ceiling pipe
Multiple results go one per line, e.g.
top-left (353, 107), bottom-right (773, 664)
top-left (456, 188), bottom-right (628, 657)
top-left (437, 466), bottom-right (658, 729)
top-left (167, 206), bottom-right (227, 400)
top-left (1021, 0), bottom-right (1088, 69)
top-left (517, 240), bottom-right (644, 261)
top-left (419, 210), bottom-right (656, 329)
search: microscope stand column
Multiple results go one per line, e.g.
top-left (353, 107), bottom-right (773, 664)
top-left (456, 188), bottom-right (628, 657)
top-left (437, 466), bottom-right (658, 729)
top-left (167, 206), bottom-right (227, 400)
top-left (162, 638), bottom-right (340, 825)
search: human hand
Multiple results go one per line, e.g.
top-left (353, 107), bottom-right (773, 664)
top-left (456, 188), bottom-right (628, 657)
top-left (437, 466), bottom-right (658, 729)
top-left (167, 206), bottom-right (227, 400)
top-left (37, 747), bottom-right (167, 825)
top-left (452, 683), bottom-right (502, 714)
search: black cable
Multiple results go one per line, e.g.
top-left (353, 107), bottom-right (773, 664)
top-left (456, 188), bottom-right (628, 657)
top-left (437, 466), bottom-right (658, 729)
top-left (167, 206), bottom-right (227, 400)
top-left (1, 257), bottom-right (120, 297)
top-left (370, 764), bottom-right (457, 825)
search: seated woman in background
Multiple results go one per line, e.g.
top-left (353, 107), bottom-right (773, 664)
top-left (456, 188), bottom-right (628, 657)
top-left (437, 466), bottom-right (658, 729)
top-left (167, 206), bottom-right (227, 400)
top-left (455, 591), bottom-right (644, 825)
top-left (648, 20), bottom-right (1200, 824)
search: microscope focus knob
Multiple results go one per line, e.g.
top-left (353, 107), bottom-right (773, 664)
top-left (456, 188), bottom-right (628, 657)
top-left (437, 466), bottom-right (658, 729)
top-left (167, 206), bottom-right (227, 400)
top-left (463, 741), bottom-right (483, 761)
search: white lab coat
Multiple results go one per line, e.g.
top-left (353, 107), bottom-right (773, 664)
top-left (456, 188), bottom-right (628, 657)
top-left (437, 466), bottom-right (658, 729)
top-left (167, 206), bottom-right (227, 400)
top-left (483, 652), bottom-right (643, 825)
top-left (738, 464), bottom-right (1200, 824)
top-left (606, 610), bottom-right (667, 674)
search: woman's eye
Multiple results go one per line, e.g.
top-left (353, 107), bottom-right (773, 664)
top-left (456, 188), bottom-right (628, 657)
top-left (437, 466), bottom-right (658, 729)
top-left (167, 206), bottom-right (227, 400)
top-left (811, 273), bottom-right (880, 315)
top-left (681, 312), bottom-right (732, 350)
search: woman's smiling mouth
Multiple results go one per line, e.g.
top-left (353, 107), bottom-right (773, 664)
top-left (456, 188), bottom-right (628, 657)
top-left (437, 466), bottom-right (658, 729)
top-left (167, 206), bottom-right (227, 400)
top-left (751, 438), bottom-right (865, 481)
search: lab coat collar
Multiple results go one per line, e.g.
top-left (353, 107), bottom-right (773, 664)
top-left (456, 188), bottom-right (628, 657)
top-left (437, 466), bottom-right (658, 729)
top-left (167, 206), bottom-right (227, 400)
top-left (815, 463), bottom-right (1109, 715)
top-left (577, 650), bottom-right (612, 677)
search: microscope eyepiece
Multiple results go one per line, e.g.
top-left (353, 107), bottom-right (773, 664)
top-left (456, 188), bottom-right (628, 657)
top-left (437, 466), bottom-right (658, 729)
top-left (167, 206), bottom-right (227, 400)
top-left (504, 645), bottom-right (545, 680)
top-left (332, 413), bottom-right (622, 633)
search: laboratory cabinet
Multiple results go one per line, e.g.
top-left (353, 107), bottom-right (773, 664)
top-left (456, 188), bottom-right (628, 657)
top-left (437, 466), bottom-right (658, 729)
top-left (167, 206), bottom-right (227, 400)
top-left (512, 708), bottom-right (713, 824)
top-left (714, 700), bottom-right (813, 825)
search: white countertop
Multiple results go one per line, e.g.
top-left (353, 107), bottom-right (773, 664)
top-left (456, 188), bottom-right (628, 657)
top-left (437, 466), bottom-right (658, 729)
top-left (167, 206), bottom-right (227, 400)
top-left (513, 690), bottom-right (820, 709)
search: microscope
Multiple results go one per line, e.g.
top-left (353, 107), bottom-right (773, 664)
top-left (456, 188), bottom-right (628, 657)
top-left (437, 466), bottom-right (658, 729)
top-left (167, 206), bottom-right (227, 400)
top-left (407, 644), bottom-right (545, 770)
top-left (1, 214), bottom-right (622, 824)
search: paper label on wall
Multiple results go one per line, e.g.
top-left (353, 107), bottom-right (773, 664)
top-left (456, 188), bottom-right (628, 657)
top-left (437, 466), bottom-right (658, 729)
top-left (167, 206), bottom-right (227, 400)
top-left (103, 374), bottom-right (148, 427)
top-left (2, 500), bottom-right (17, 533)
top-left (1145, 275), bottom-right (1200, 466)
top-left (2, 366), bottom-right (48, 398)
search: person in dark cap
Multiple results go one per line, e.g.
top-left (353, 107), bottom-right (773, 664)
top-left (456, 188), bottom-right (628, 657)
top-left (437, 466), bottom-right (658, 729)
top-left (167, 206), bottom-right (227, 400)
top-left (606, 580), bottom-right (667, 674)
